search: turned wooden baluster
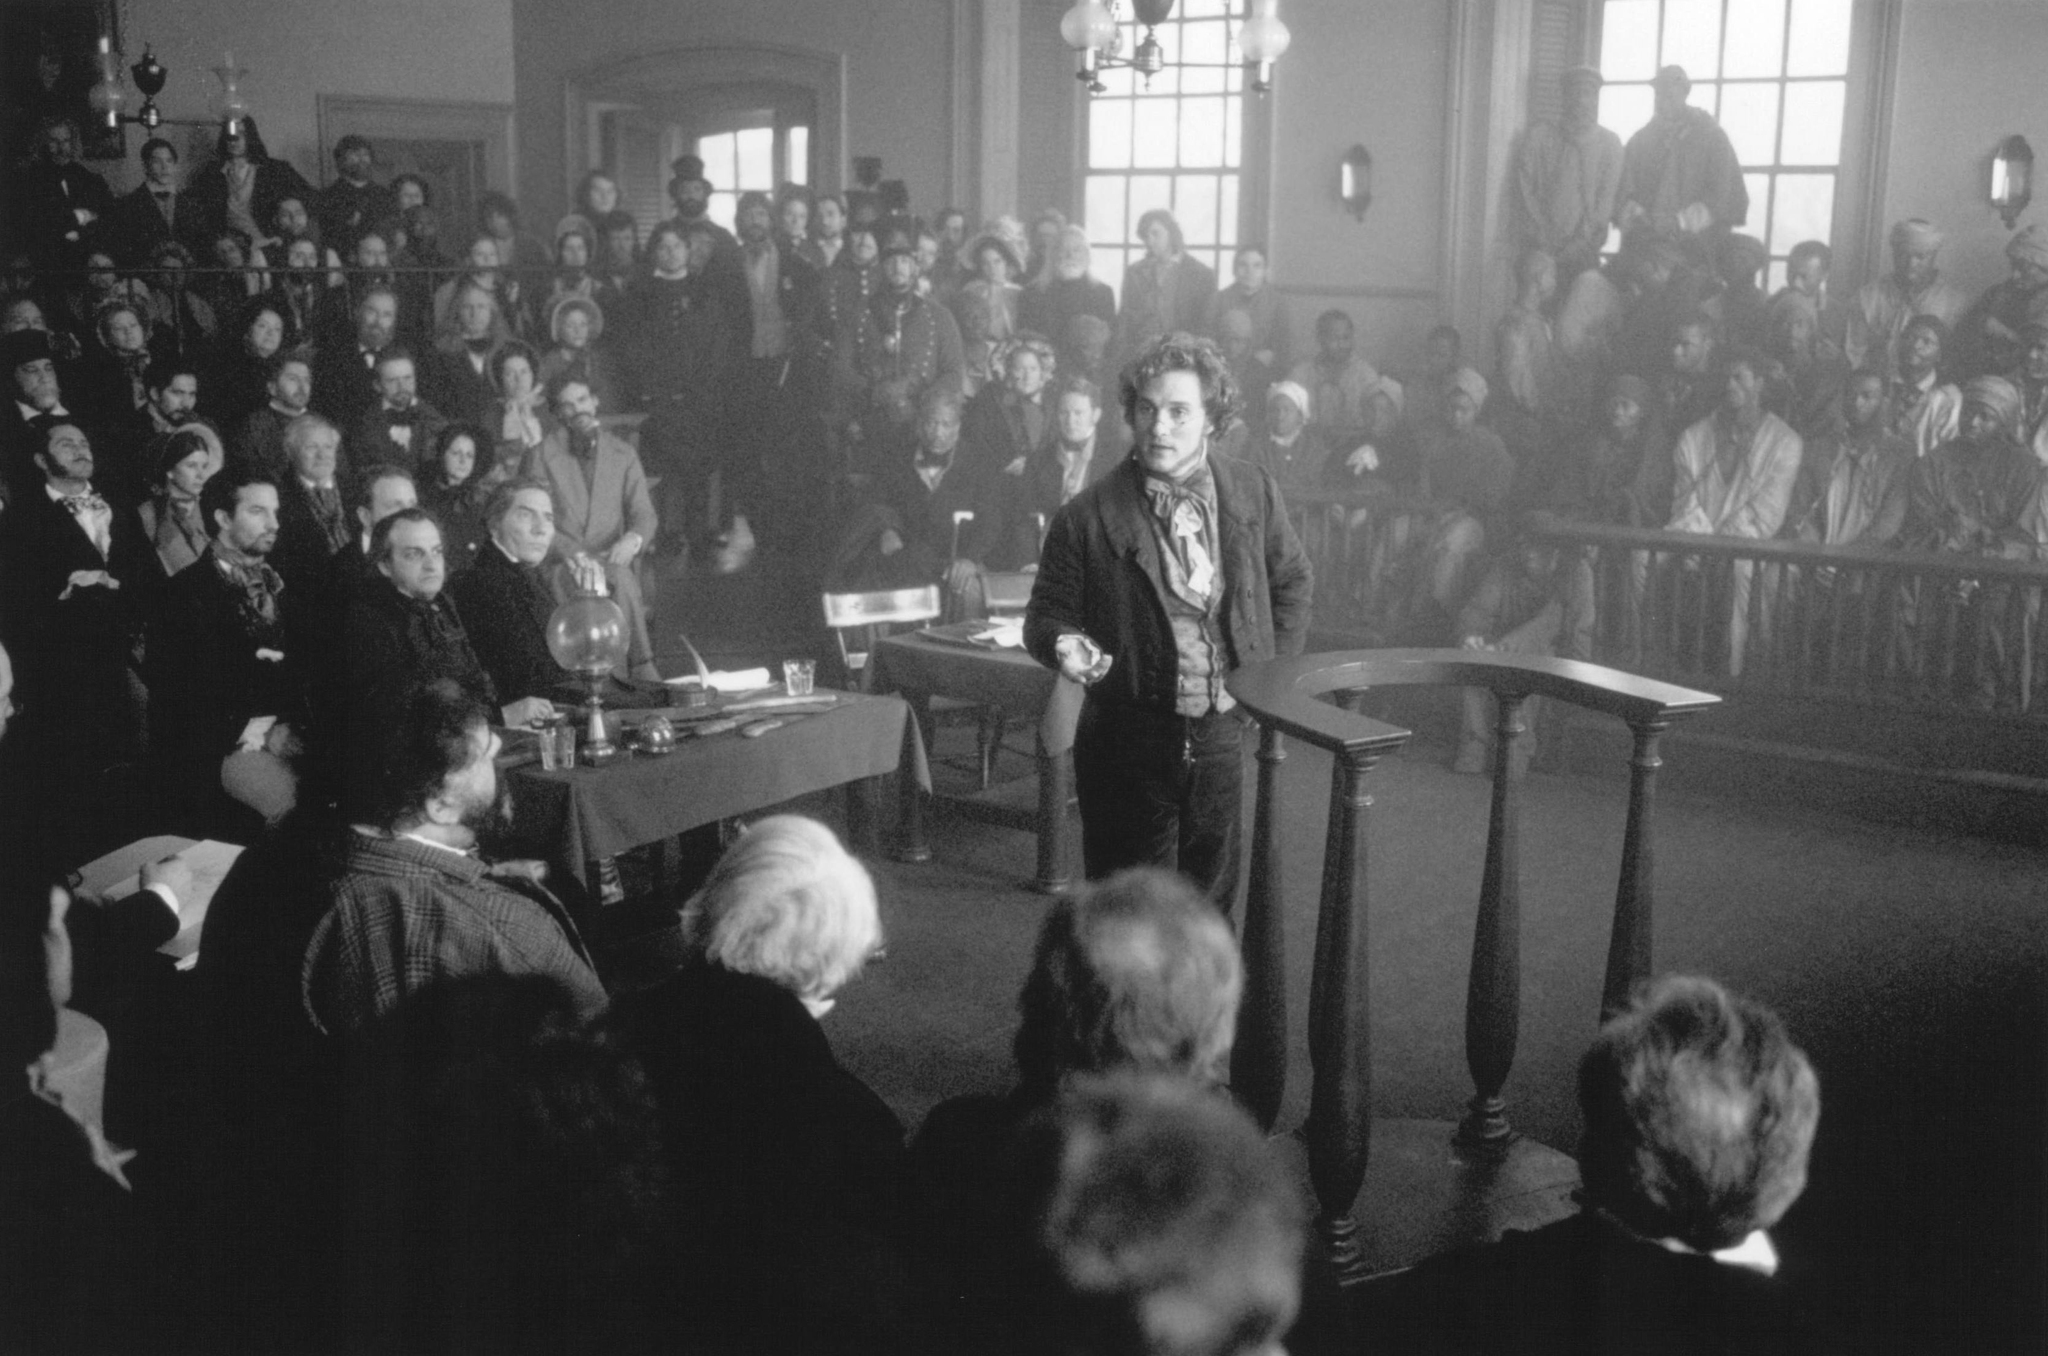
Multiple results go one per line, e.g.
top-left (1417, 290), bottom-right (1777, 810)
top-left (1306, 745), bottom-right (1383, 1283)
top-left (1602, 716), bottom-right (1669, 1020)
top-left (1233, 722), bottom-right (1290, 1131)
top-left (1457, 689), bottom-right (1525, 1150)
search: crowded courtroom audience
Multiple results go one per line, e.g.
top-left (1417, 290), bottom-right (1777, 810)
top-left (1, 12), bottom-right (2044, 1354)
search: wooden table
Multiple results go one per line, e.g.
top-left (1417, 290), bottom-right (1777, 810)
top-left (869, 629), bottom-right (1083, 892)
top-left (506, 690), bottom-right (925, 884)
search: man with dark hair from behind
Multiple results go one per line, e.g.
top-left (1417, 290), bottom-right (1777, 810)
top-left (912, 867), bottom-right (1247, 1346)
top-left (1362, 974), bottom-right (1833, 1355)
top-left (300, 678), bottom-right (603, 1039)
top-left (1002, 1073), bottom-right (1307, 1356)
top-left (333, 974), bottom-right (667, 1354)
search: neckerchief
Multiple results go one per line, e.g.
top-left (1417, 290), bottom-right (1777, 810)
top-left (215, 541), bottom-right (285, 630)
top-left (60, 488), bottom-right (113, 559)
top-left (1143, 460), bottom-right (1218, 602)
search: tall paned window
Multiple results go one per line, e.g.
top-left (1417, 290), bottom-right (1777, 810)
top-left (695, 128), bottom-right (776, 234)
top-left (1598, 0), bottom-right (1853, 290)
top-left (1082, 0), bottom-right (1244, 301)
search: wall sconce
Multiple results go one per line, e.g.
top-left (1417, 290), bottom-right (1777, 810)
top-left (212, 52), bottom-right (251, 137)
top-left (1339, 144), bottom-right (1373, 221)
top-left (1990, 135), bottom-right (2033, 229)
top-left (87, 37), bottom-right (167, 131)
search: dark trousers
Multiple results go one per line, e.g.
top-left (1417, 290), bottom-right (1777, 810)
top-left (1073, 699), bottom-right (1245, 917)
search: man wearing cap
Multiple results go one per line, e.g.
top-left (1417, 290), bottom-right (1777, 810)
top-left (1954, 224), bottom-right (2048, 380)
top-left (316, 135), bottom-right (394, 256)
top-left (1617, 66), bottom-right (1747, 247)
top-left (1844, 219), bottom-right (1970, 377)
top-left (844, 240), bottom-right (966, 465)
top-left (1410, 368), bottom-right (1515, 626)
top-left (1025, 333), bottom-right (1311, 915)
top-left (1903, 377), bottom-right (2044, 558)
top-left (1514, 65), bottom-right (1624, 285)
top-left (1898, 376), bottom-right (2046, 707)
top-left (1242, 379), bottom-right (1327, 504)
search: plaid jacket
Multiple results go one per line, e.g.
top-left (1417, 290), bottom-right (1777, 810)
top-left (301, 832), bottom-right (605, 1037)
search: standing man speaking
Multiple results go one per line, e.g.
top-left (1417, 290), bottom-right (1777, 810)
top-left (1025, 332), bottom-right (1312, 912)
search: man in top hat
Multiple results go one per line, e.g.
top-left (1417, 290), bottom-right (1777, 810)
top-left (667, 153), bottom-right (748, 318)
top-left (1844, 219), bottom-right (1970, 378)
top-left (1514, 65), bottom-right (1625, 286)
top-left (1616, 66), bottom-right (1747, 248)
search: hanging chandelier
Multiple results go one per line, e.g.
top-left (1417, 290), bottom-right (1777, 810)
top-left (1060, 0), bottom-right (1291, 96)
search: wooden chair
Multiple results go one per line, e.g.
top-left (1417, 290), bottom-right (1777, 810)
top-left (822, 584), bottom-right (944, 689)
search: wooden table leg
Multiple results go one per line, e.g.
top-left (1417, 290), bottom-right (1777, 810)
top-left (895, 691), bottom-right (933, 864)
top-left (1033, 740), bottom-right (1074, 893)
top-left (844, 775), bottom-right (882, 857)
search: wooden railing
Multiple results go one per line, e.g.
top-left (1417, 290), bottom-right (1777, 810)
top-left (1290, 494), bottom-right (2048, 722)
top-left (1225, 649), bottom-right (1718, 1279)
top-left (1518, 515), bottom-right (2048, 718)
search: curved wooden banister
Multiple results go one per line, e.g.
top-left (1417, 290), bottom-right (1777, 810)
top-left (1225, 649), bottom-right (1719, 1279)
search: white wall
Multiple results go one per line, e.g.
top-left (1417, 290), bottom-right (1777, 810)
top-left (1880, 0), bottom-right (2047, 299)
top-left (1262, 0), bottom-right (1454, 373)
top-left (109, 0), bottom-right (514, 191)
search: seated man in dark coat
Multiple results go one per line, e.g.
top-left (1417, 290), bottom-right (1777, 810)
top-left (308, 286), bottom-right (397, 430)
top-left (268, 413), bottom-right (352, 598)
top-left (329, 510), bottom-right (557, 775)
top-left (1360, 975), bottom-right (1834, 1355)
top-left (144, 468), bottom-right (308, 838)
top-left (447, 477), bottom-right (593, 706)
top-left (910, 868), bottom-right (1245, 1350)
top-left (349, 346), bottom-right (447, 476)
top-left (228, 350), bottom-right (314, 480)
top-left (828, 384), bottom-right (996, 613)
top-left (610, 815), bottom-right (910, 1354)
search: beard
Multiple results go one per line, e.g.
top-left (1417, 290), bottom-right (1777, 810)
top-left (465, 784), bottom-right (517, 858)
